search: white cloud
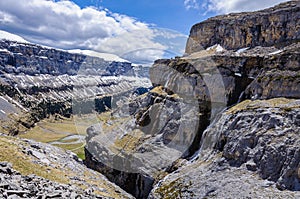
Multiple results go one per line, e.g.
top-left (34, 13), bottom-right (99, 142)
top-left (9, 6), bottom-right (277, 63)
top-left (184, 0), bottom-right (199, 10)
top-left (204, 0), bottom-right (290, 13)
top-left (0, 0), bottom-right (187, 63)
top-left (185, 0), bottom-right (290, 13)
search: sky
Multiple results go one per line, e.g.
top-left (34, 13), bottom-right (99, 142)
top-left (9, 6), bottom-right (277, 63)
top-left (0, 0), bottom-right (290, 64)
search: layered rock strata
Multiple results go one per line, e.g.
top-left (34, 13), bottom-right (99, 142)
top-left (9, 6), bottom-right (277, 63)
top-left (186, 0), bottom-right (300, 54)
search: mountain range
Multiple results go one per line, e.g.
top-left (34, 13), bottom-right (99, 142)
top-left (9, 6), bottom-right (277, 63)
top-left (0, 1), bottom-right (299, 199)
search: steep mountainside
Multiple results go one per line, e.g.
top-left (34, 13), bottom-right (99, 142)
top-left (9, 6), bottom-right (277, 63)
top-left (83, 1), bottom-right (300, 198)
top-left (186, 0), bottom-right (300, 54)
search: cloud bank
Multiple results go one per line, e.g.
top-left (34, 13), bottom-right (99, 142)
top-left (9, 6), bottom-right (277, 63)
top-left (185, 0), bottom-right (290, 13)
top-left (0, 0), bottom-right (187, 63)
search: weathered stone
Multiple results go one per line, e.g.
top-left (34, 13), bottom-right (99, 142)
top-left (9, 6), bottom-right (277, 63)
top-left (0, 135), bottom-right (134, 199)
top-left (150, 98), bottom-right (300, 198)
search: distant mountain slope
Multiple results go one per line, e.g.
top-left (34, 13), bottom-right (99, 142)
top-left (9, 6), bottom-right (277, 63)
top-left (0, 30), bottom-right (129, 63)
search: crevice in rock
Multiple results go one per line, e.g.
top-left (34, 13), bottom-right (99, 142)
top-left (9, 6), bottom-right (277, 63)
top-left (183, 101), bottom-right (211, 158)
top-left (84, 148), bottom-right (154, 199)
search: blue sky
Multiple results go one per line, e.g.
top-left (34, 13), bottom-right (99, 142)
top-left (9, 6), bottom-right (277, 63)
top-left (0, 0), bottom-right (289, 63)
top-left (72, 0), bottom-right (210, 35)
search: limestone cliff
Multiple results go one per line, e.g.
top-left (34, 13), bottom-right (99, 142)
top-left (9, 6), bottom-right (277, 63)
top-left (186, 0), bottom-right (300, 54)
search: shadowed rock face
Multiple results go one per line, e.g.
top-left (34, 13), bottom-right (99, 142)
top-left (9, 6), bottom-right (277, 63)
top-left (186, 1), bottom-right (300, 54)
top-left (84, 87), bottom-right (207, 198)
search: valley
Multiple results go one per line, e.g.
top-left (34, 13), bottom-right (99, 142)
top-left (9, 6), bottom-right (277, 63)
top-left (0, 1), bottom-right (300, 199)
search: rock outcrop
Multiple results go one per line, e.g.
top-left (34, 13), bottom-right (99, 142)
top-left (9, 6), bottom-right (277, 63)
top-left (149, 99), bottom-right (300, 198)
top-left (84, 86), bottom-right (206, 198)
top-left (0, 134), bottom-right (134, 198)
top-left (186, 0), bottom-right (300, 54)
top-left (153, 42), bottom-right (300, 106)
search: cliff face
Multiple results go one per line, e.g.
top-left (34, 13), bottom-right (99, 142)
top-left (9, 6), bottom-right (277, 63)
top-left (152, 44), bottom-right (300, 106)
top-left (186, 0), bottom-right (300, 54)
top-left (84, 86), bottom-right (207, 198)
top-left (0, 40), bottom-right (133, 76)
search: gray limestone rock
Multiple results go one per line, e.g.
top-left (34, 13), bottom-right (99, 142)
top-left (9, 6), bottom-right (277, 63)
top-left (149, 98), bottom-right (300, 198)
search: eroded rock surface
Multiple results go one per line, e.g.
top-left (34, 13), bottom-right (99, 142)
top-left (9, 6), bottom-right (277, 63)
top-left (85, 2), bottom-right (300, 198)
top-left (149, 98), bottom-right (300, 198)
top-left (85, 86), bottom-right (204, 198)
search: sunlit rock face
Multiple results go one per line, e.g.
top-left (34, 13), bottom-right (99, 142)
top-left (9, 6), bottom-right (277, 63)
top-left (185, 1), bottom-right (300, 54)
top-left (152, 43), bottom-right (300, 105)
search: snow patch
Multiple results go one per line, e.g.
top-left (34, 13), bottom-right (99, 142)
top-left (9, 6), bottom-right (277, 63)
top-left (269, 50), bottom-right (283, 55)
top-left (68, 49), bottom-right (129, 62)
top-left (235, 47), bottom-right (250, 54)
top-left (234, 73), bottom-right (242, 77)
top-left (206, 44), bottom-right (225, 52)
top-left (0, 49), bottom-right (10, 53)
top-left (0, 30), bottom-right (28, 43)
